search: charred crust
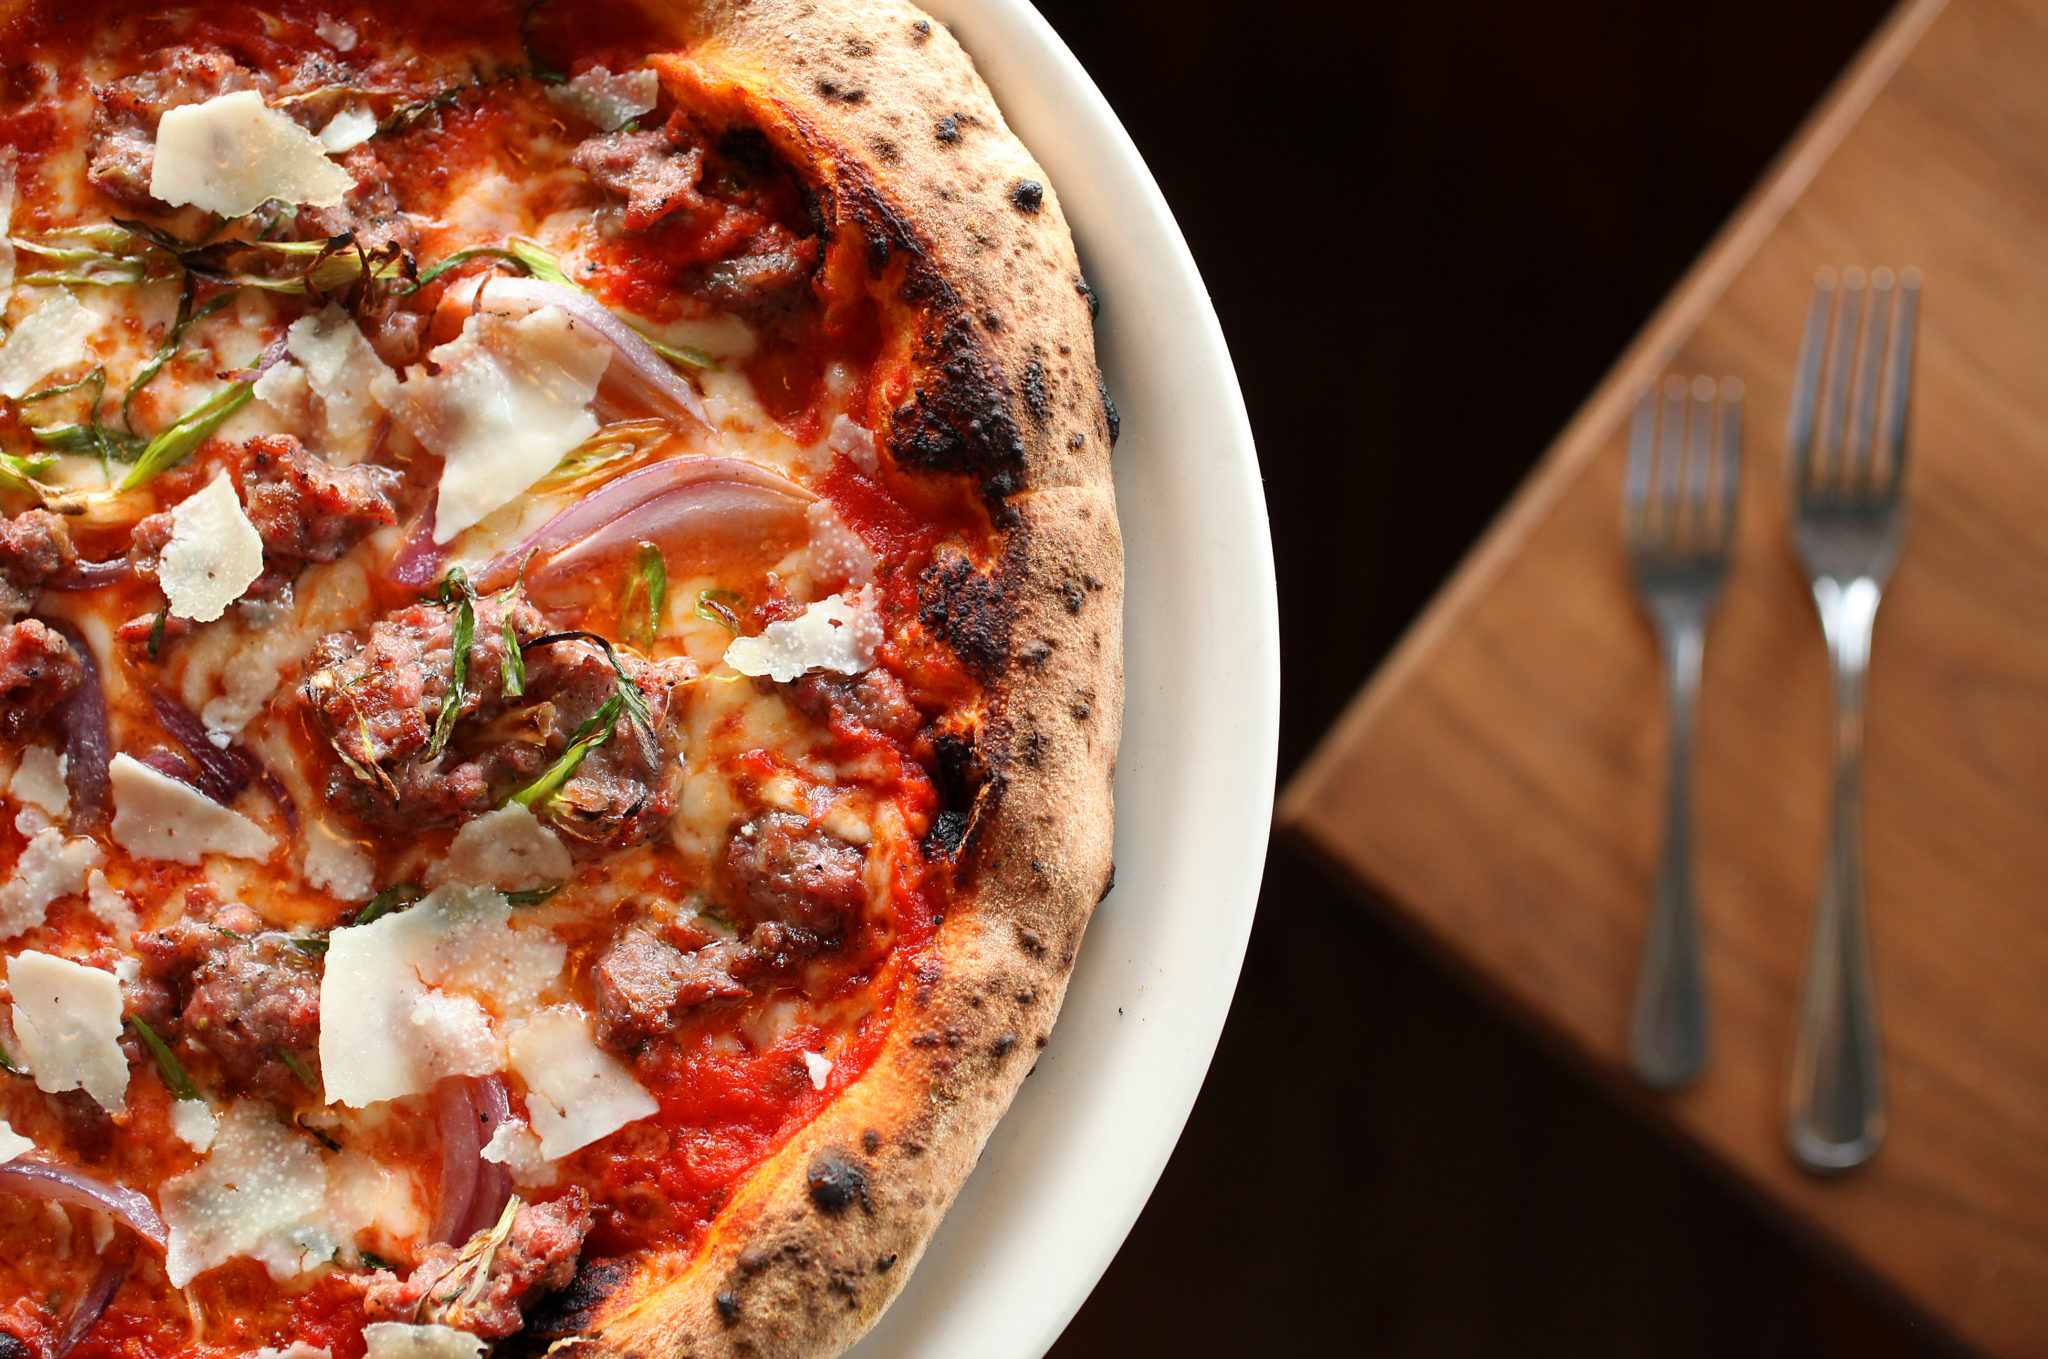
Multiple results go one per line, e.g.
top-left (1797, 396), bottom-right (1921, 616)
top-left (806, 1150), bottom-right (873, 1214)
top-left (912, 17), bottom-right (932, 38)
top-left (1008, 178), bottom-right (1044, 212)
top-left (993, 1033), bottom-right (1016, 1060)
top-left (816, 78), bottom-right (866, 103)
top-left (1021, 355), bottom-right (1050, 422)
top-left (1019, 640), bottom-right (1052, 667)
top-left (862, 1127), bottom-right (882, 1154)
top-left (934, 111), bottom-right (960, 142)
top-left (922, 808), bottom-right (969, 858)
top-left (508, 1257), bottom-right (633, 1349)
top-left (889, 312), bottom-right (1030, 506)
top-left (1017, 927), bottom-right (1044, 955)
top-left (714, 1290), bottom-right (741, 1326)
top-left (918, 547), bottom-right (1012, 679)
top-left (1095, 372), bottom-right (1121, 445)
top-left (1098, 863), bottom-right (1116, 902)
top-left (877, 1253), bottom-right (898, 1271)
top-left (1075, 273), bottom-right (1098, 318)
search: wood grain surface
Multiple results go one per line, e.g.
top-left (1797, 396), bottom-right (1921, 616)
top-left (1279, 0), bottom-right (2048, 1353)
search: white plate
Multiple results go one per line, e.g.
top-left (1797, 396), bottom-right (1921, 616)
top-left (845, 4), bottom-right (1280, 1357)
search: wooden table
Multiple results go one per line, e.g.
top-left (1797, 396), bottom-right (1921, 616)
top-left (1279, 0), bottom-right (2048, 1352)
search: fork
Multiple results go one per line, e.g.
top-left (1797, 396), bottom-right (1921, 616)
top-left (1625, 374), bottom-right (1743, 1090)
top-left (1785, 265), bottom-right (1920, 1173)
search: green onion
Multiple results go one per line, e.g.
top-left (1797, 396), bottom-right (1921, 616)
top-left (0, 1044), bottom-right (22, 1075)
top-left (694, 589), bottom-right (743, 634)
top-left (278, 1047), bottom-right (321, 1094)
top-left (620, 542), bottom-right (667, 649)
top-left (119, 380), bottom-right (254, 490)
top-left (290, 937), bottom-right (330, 956)
top-left (502, 611), bottom-right (527, 697)
top-left (508, 693), bottom-right (623, 809)
top-left (123, 282), bottom-right (234, 436)
top-left (355, 882), bottom-right (424, 927)
top-left (127, 1014), bottom-right (200, 1101)
top-left (0, 451), bottom-right (55, 496)
top-left (358, 1249), bottom-right (393, 1272)
top-left (378, 84), bottom-right (465, 137)
top-left (505, 883), bottom-right (564, 906)
top-left (524, 630), bottom-right (655, 757)
top-left (146, 603), bottom-right (170, 662)
top-left (426, 572), bottom-right (477, 759)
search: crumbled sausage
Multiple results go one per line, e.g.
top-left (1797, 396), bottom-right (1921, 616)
top-left (593, 929), bottom-right (751, 1048)
top-left (86, 47), bottom-right (259, 208)
top-left (301, 599), bottom-right (692, 847)
top-left (360, 1190), bottom-right (594, 1337)
top-left (572, 123), bottom-right (707, 230)
top-left (0, 620), bottom-right (82, 745)
top-left (724, 811), bottom-right (868, 934)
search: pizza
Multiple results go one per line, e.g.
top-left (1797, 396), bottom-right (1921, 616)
top-left (0, 0), bottom-right (1120, 1354)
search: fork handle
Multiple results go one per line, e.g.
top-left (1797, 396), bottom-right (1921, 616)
top-left (1789, 576), bottom-right (1886, 1172)
top-left (1630, 610), bottom-right (1710, 1090)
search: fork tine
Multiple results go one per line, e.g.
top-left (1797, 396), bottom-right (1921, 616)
top-left (1817, 268), bottom-right (1865, 490)
top-left (1879, 266), bottom-right (1921, 493)
top-left (1788, 270), bottom-right (1835, 490)
top-left (1659, 374), bottom-right (1687, 538)
top-left (1718, 378), bottom-right (1743, 544)
top-left (1626, 385), bottom-right (1655, 539)
top-left (1847, 268), bottom-right (1891, 489)
top-left (1686, 376), bottom-right (1715, 545)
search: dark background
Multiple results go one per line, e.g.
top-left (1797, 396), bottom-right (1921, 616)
top-left (1027, 1), bottom-right (1961, 1355)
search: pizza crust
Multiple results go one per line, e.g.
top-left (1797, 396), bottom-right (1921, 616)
top-left (536, 3), bottom-right (1123, 1355)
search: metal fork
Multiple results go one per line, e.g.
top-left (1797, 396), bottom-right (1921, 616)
top-left (1784, 266), bottom-right (1919, 1172)
top-left (1625, 374), bottom-right (1743, 1090)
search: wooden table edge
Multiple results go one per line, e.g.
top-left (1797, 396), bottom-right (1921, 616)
top-left (1277, 0), bottom-right (1949, 832)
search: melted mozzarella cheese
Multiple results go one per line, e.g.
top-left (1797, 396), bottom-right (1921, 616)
top-left (723, 588), bottom-right (881, 683)
top-left (7, 951), bottom-right (127, 1112)
top-left (109, 754), bottom-right (274, 865)
top-left (160, 473), bottom-right (265, 622)
top-left (507, 1008), bottom-right (658, 1159)
top-left (151, 91), bottom-right (353, 216)
top-left (372, 307), bottom-right (609, 543)
top-left (428, 804), bottom-right (572, 892)
top-left (319, 884), bottom-right (565, 1107)
top-left (0, 829), bottom-right (102, 939)
top-left (0, 291), bottom-right (99, 399)
top-left (803, 1050), bottom-right (834, 1091)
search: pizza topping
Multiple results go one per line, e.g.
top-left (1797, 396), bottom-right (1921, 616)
top-left (151, 90), bottom-right (354, 217)
top-left (506, 1009), bottom-right (657, 1158)
top-left (0, 291), bottom-right (100, 400)
top-left (433, 1074), bottom-right (514, 1244)
top-left (155, 472), bottom-right (266, 622)
top-left (318, 106), bottom-right (379, 154)
top-left (0, 1120), bottom-right (30, 1164)
top-left (547, 66), bottom-right (660, 132)
top-left (159, 1099), bottom-right (348, 1286)
top-left (170, 1097), bottom-right (220, 1152)
top-left (281, 305), bottom-right (393, 463)
top-left (0, 1157), bottom-right (165, 1244)
top-left (139, 909), bottom-right (325, 1100)
top-left (303, 596), bottom-right (689, 845)
top-left (0, 620), bottom-right (85, 748)
top-left (86, 46), bottom-right (258, 208)
top-left (8, 744), bottom-right (69, 821)
top-left (723, 589), bottom-right (882, 683)
top-left (360, 1189), bottom-right (592, 1337)
top-left (430, 804), bottom-right (574, 893)
top-left (6, 950), bottom-right (128, 1112)
top-left (444, 272), bottom-right (712, 427)
top-left (361, 1322), bottom-right (486, 1359)
top-left (319, 882), bottom-right (565, 1107)
top-left (0, 829), bottom-right (101, 939)
top-left (108, 751), bottom-right (275, 864)
top-left (373, 306), bottom-right (610, 543)
top-left (725, 810), bottom-right (869, 934)
top-left (573, 120), bottom-right (707, 231)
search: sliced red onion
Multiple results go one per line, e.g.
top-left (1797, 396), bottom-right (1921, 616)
top-left (137, 748), bottom-right (188, 781)
top-left (0, 1161), bottom-right (166, 1246)
top-left (389, 506), bottom-right (449, 588)
top-left (446, 274), bottom-right (710, 430)
top-left (43, 558), bottom-right (135, 592)
top-left (252, 760), bottom-right (299, 835)
top-left (55, 1246), bottom-right (131, 1356)
top-left (475, 456), bottom-right (814, 593)
top-left (432, 1076), bottom-right (482, 1245)
top-left (45, 619), bottom-right (111, 833)
top-left (461, 1075), bottom-right (514, 1242)
top-left (147, 687), bottom-right (251, 804)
